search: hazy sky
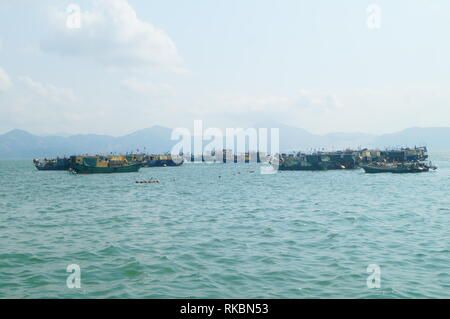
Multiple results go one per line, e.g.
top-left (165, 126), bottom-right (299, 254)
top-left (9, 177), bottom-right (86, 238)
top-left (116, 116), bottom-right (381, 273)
top-left (0, 0), bottom-right (449, 136)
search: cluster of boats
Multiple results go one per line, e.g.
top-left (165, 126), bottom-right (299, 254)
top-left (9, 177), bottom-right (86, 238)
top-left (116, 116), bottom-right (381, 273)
top-left (33, 147), bottom-right (438, 175)
top-left (33, 154), bottom-right (183, 174)
top-left (278, 147), bottom-right (438, 174)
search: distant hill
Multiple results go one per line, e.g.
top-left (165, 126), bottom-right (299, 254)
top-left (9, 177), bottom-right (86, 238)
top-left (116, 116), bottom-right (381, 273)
top-left (0, 125), bottom-right (449, 158)
top-left (0, 127), bottom-right (173, 159)
top-left (373, 127), bottom-right (450, 151)
top-left (256, 124), bottom-right (450, 152)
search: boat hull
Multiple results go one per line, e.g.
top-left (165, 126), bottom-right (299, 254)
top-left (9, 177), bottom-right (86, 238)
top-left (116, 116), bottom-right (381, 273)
top-left (361, 165), bottom-right (430, 174)
top-left (279, 165), bottom-right (327, 171)
top-left (142, 160), bottom-right (183, 167)
top-left (70, 163), bottom-right (141, 174)
top-left (35, 165), bottom-right (69, 171)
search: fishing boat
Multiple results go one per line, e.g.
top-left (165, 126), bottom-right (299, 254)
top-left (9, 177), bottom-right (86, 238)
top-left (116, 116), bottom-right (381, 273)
top-left (361, 162), bottom-right (436, 174)
top-left (33, 158), bottom-right (70, 171)
top-left (279, 152), bottom-right (357, 171)
top-left (69, 155), bottom-right (141, 174)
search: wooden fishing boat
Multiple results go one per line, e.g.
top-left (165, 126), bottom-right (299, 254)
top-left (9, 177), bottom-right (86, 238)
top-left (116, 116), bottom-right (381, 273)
top-left (69, 155), bottom-right (141, 174)
top-left (361, 162), bottom-right (435, 174)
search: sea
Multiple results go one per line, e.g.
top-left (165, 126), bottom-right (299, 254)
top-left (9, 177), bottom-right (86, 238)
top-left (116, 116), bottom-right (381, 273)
top-left (1, 152), bottom-right (450, 298)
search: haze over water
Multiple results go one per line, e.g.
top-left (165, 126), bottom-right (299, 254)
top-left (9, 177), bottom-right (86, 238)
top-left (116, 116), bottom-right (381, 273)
top-left (1, 153), bottom-right (450, 298)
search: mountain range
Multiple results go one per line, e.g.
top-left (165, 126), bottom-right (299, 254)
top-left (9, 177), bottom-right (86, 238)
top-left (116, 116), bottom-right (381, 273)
top-left (1, 124), bottom-right (450, 158)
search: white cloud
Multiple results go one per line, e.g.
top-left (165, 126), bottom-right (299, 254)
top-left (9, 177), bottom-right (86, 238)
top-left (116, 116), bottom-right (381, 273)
top-left (0, 67), bottom-right (12, 91)
top-left (162, 85), bottom-right (450, 135)
top-left (41, 0), bottom-right (183, 72)
top-left (185, 89), bottom-right (338, 117)
top-left (0, 72), bottom-right (80, 134)
top-left (276, 85), bottom-right (450, 134)
top-left (158, 90), bottom-right (343, 130)
top-left (18, 76), bottom-right (75, 104)
top-left (122, 79), bottom-right (173, 96)
top-left (295, 89), bottom-right (341, 110)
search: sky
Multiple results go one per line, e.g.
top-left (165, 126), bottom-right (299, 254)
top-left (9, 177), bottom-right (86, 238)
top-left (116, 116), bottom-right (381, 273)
top-left (0, 0), bottom-right (449, 136)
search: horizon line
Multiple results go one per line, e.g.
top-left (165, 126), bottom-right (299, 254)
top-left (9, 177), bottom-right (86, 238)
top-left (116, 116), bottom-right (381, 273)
top-left (2, 125), bottom-right (450, 138)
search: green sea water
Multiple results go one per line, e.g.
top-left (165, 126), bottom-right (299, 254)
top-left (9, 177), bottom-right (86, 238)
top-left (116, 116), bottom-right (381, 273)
top-left (1, 153), bottom-right (450, 298)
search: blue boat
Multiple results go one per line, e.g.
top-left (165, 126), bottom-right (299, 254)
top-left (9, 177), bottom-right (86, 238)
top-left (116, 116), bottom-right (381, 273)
top-left (142, 155), bottom-right (183, 167)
